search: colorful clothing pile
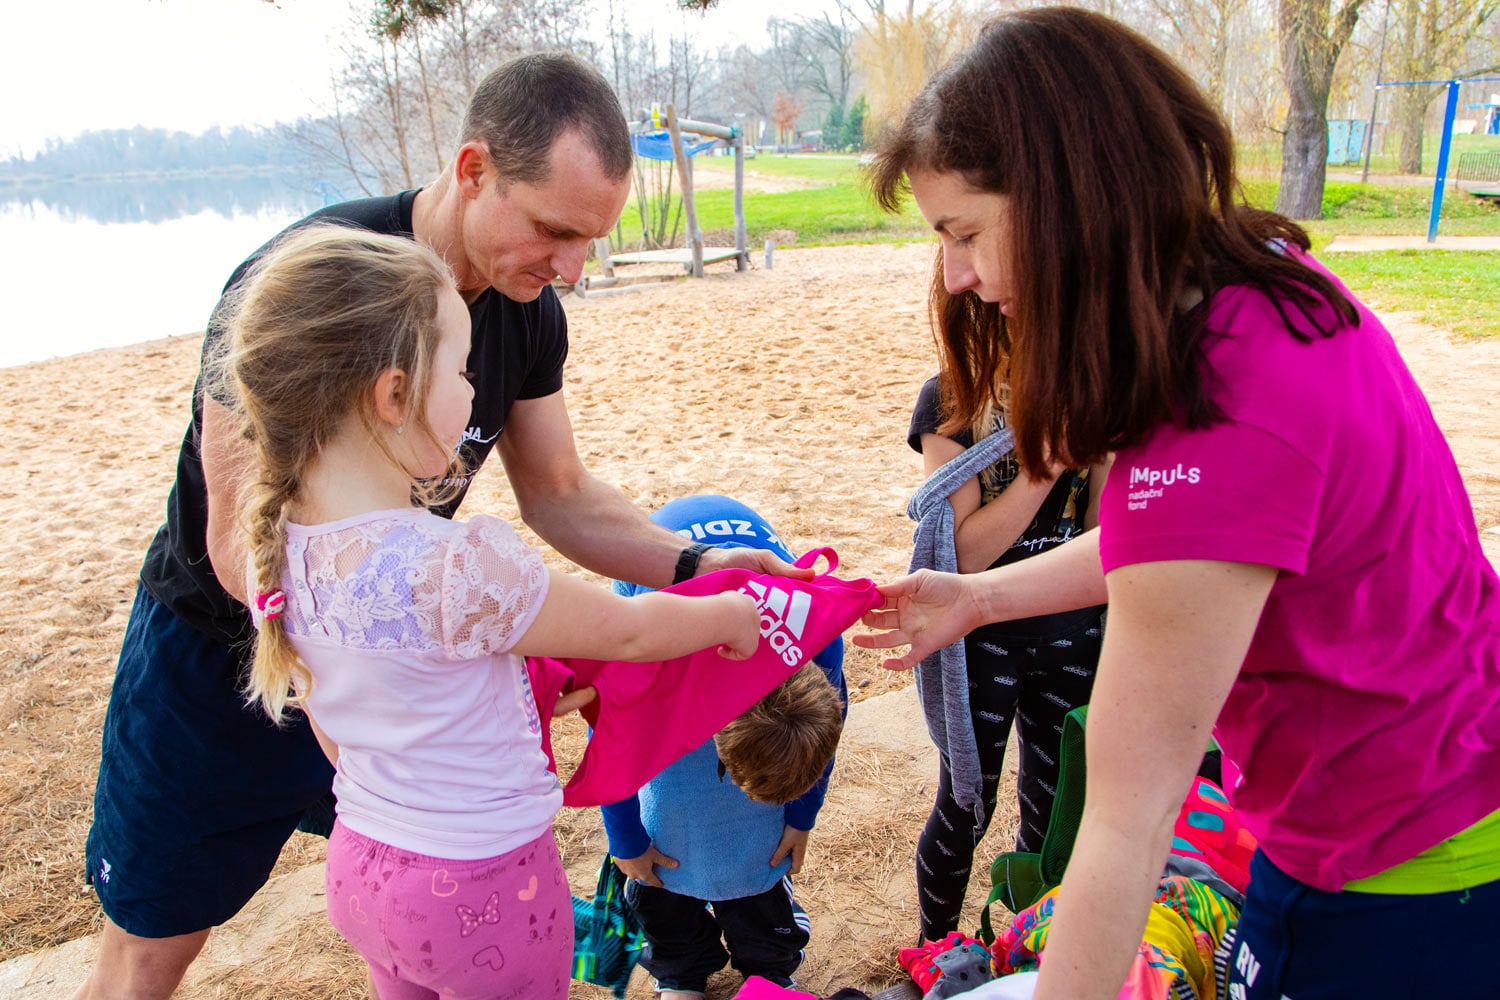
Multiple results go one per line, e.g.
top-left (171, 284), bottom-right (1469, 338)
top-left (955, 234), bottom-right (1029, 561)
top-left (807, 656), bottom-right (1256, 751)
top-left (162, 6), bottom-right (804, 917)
top-left (992, 778), bottom-right (1250, 1000)
top-left (994, 875), bottom-right (1239, 1000)
top-left (900, 931), bottom-right (995, 998)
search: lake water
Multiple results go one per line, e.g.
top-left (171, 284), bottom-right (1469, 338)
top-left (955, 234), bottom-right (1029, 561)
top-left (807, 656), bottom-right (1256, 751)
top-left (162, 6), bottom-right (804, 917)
top-left (0, 174), bottom-right (327, 368)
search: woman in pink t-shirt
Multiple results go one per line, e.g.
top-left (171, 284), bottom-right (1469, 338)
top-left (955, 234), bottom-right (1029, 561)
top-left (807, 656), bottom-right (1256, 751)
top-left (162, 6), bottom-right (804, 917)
top-left (858, 8), bottom-right (1500, 999)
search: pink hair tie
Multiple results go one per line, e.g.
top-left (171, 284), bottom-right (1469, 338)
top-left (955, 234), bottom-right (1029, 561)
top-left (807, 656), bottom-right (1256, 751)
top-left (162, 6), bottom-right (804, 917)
top-left (256, 590), bottom-right (287, 621)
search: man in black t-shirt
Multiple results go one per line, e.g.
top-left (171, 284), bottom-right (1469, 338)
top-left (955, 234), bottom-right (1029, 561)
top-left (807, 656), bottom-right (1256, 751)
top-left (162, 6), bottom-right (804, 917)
top-left (76, 54), bottom-right (800, 1000)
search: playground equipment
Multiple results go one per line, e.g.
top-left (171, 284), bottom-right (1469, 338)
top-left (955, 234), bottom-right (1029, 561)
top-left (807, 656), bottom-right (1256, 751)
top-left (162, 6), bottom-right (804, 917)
top-left (1366, 76), bottom-right (1500, 242)
top-left (1327, 120), bottom-right (1368, 165)
top-left (581, 104), bottom-right (748, 295)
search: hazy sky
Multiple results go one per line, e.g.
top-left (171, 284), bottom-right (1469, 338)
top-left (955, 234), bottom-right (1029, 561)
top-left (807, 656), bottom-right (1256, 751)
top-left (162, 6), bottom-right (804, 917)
top-left (2, 0), bottom-right (841, 158)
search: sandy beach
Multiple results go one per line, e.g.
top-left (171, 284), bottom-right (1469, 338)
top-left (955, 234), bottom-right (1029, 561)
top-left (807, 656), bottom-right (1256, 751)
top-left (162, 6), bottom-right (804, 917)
top-left (1, 241), bottom-right (1497, 997)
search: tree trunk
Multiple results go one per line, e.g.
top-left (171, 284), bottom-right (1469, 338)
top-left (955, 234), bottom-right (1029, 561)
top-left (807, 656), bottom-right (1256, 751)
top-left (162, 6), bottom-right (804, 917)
top-left (1275, 0), bottom-right (1366, 219)
top-left (1276, 14), bottom-right (1333, 218)
top-left (1393, 84), bottom-right (1432, 174)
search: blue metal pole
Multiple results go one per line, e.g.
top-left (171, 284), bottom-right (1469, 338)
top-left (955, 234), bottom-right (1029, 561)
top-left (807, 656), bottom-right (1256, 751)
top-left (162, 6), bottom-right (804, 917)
top-left (1427, 80), bottom-right (1461, 243)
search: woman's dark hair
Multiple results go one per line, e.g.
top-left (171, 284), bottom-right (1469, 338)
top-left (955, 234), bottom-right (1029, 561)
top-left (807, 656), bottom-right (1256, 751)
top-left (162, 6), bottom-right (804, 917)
top-left (870, 7), bottom-right (1357, 473)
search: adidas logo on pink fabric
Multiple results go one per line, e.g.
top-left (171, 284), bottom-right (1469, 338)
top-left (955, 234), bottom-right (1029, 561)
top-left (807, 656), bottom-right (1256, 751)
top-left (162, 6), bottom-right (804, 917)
top-left (742, 581), bottom-right (813, 666)
top-left (527, 547), bottom-right (881, 807)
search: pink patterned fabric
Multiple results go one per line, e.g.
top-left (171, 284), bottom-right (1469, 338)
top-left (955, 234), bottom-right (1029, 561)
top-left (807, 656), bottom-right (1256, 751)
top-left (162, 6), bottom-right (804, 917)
top-left (1170, 778), bottom-right (1256, 894)
top-left (326, 820), bottom-right (572, 1000)
top-left (275, 507), bottom-right (548, 657)
top-left (528, 551), bottom-right (881, 807)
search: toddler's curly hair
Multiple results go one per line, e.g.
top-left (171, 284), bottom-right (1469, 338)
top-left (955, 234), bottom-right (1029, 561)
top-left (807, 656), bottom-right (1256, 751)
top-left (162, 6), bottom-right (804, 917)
top-left (714, 662), bottom-right (844, 805)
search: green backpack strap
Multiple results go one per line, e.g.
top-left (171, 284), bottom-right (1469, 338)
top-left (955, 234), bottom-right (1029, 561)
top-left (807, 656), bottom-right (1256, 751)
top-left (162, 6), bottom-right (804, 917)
top-left (976, 705), bottom-right (1091, 944)
top-left (978, 851), bottom-right (1044, 944)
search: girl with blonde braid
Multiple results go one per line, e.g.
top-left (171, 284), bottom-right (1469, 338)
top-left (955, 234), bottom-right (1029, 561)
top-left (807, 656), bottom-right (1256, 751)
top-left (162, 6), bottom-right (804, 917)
top-left (219, 225), bottom-right (759, 1000)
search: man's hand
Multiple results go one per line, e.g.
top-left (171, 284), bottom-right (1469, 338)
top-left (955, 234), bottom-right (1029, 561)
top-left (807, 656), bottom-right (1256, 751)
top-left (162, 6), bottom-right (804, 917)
top-left (851, 570), bottom-right (982, 671)
top-left (698, 545), bottom-right (815, 581)
top-left (769, 826), bottom-right (811, 875)
top-left (613, 844), bottom-right (679, 888)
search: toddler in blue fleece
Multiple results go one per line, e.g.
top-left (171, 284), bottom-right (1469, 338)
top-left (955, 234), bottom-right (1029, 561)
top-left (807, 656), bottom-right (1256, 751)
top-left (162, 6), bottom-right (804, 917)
top-left (604, 495), bottom-right (847, 999)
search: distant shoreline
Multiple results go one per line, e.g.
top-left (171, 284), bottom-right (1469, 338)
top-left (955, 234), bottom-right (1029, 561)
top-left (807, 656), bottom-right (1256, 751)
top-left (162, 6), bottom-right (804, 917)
top-left (0, 165), bottom-right (286, 188)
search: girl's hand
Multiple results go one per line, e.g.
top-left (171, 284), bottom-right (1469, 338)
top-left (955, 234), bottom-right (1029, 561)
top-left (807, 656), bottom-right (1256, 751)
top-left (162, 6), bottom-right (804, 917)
top-left (852, 570), bottom-right (983, 670)
top-left (717, 592), bottom-right (764, 660)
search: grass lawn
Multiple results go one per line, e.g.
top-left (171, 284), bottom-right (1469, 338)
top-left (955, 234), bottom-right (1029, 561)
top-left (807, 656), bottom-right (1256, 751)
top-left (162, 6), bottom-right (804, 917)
top-left (1317, 251), bottom-right (1500, 339)
top-left (689, 153), bottom-right (930, 243)
top-left (1240, 178), bottom-right (1500, 248)
top-left (1240, 131), bottom-right (1500, 179)
top-left (654, 152), bottom-right (1500, 336)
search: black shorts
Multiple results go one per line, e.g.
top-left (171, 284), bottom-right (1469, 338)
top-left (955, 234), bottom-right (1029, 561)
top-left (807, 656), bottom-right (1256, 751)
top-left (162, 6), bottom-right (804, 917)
top-left (83, 584), bottom-right (334, 937)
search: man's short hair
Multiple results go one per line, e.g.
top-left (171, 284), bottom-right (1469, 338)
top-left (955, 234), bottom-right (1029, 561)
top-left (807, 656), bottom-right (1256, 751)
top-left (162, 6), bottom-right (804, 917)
top-left (714, 663), bottom-right (844, 805)
top-left (461, 51), bottom-right (631, 186)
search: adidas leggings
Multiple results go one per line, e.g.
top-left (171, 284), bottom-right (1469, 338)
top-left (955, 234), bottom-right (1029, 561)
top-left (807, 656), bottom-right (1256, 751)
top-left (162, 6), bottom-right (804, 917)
top-left (915, 607), bottom-right (1104, 941)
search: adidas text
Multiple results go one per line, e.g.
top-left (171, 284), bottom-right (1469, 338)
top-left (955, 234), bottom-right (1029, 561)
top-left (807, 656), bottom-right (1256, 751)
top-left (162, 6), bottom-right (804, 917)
top-left (741, 580), bottom-right (810, 667)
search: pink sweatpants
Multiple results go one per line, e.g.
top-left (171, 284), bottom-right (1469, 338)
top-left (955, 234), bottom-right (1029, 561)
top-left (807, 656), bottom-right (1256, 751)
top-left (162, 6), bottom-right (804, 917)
top-left (326, 820), bottom-right (573, 1000)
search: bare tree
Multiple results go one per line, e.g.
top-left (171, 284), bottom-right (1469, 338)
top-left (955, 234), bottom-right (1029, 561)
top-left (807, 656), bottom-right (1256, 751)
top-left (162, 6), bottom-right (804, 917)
top-left (667, 33), bottom-right (714, 114)
top-left (1384, 0), bottom-right (1499, 173)
top-left (1275, 0), bottom-right (1368, 218)
top-left (720, 45), bottom-right (776, 112)
top-left (850, 0), bottom-right (970, 134)
top-left (769, 8), bottom-right (858, 115)
top-left (292, 0), bottom-right (594, 195)
top-left (1143, 0), bottom-right (1252, 107)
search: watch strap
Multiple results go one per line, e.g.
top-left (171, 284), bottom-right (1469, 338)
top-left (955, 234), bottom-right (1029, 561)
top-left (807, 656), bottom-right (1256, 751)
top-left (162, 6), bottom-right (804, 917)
top-left (672, 542), bottom-right (714, 585)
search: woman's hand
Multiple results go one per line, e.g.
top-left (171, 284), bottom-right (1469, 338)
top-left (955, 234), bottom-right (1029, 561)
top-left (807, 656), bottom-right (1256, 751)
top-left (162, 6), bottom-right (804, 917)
top-left (851, 569), bottom-right (984, 670)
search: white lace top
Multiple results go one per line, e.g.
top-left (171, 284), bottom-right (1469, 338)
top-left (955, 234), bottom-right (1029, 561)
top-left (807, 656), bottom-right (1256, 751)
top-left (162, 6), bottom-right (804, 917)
top-left (270, 507), bottom-right (558, 859)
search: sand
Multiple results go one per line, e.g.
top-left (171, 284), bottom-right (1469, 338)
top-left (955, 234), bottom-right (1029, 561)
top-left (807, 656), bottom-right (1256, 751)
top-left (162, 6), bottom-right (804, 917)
top-left (0, 241), bottom-right (1497, 998)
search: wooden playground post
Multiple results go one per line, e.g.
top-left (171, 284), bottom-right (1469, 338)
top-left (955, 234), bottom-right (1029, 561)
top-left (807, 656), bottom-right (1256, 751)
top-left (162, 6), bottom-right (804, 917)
top-left (666, 112), bottom-right (746, 271)
top-left (665, 105), bottom-right (705, 279)
top-left (733, 131), bottom-right (747, 271)
top-left (607, 109), bottom-right (745, 279)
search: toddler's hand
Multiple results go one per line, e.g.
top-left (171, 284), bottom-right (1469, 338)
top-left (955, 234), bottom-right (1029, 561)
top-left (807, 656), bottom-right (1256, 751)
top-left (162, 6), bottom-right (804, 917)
top-left (554, 685), bottom-right (596, 716)
top-left (770, 825), bottom-right (811, 875)
top-left (717, 591), bottom-right (762, 660)
top-left (614, 844), bottom-right (680, 888)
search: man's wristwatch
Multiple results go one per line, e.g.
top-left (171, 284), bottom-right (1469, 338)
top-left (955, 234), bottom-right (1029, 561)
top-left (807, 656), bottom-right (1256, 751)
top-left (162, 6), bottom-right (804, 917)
top-left (672, 542), bottom-right (714, 585)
